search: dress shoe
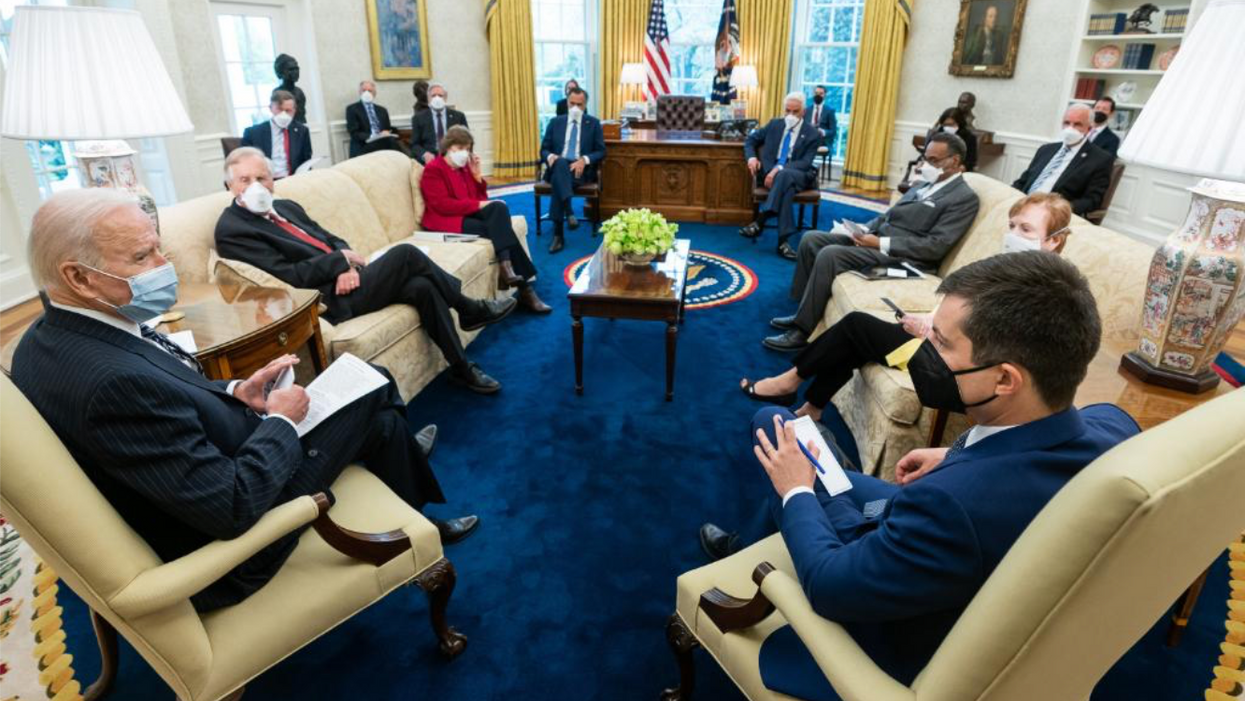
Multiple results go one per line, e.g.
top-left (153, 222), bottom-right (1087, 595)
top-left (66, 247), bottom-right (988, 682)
top-left (430, 515), bottom-right (480, 545)
top-left (548, 234), bottom-right (565, 253)
top-left (769, 314), bottom-right (798, 330)
top-left (459, 297), bottom-right (517, 331)
top-left (497, 259), bottom-right (524, 290)
top-left (519, 286), bottom-right (552, 313)
top-left (699, 523), bottom-right (741, 561)
top-left (777, 241), bottom-right (798, 260)
top-left (415, 423), bottom-right (437, 458)
top-left (449, 362), bottom-right (501, 394)
top-left (567, 214), bottom-right (580, 230)
top-left (763, 328), bottom-right (809, 352)
top-left (738, 222), bottom-right (762, 239)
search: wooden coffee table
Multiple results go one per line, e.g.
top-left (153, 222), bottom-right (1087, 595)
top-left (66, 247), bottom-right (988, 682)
top-left (568, 239), bottom-right (691, 400)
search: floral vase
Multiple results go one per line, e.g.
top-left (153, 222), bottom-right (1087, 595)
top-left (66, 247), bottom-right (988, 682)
top-left (620, 252), bottom-right (658, 266)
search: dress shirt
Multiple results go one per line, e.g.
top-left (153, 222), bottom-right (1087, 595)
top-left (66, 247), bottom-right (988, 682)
top-left (773, 119), bottom-right (802, 170)
top-left (557, 116), bottom-right (591, 166)
top-left (364, 101), bottom-right (381, 136)
top-left (878, 172), bottom-right (963, 255)
top-left (1031, 138), bottom-right (1086, 194)
top-left (270, 121), bottom-right (291, 178)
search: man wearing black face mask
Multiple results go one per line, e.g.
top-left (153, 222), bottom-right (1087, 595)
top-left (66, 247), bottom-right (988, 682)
top-left (699, 252), bottom-right (1140, 700)
top-left (1086, 97), bottom-right (1120, 156)
top-left (807, 85), bottom-right (837, 153)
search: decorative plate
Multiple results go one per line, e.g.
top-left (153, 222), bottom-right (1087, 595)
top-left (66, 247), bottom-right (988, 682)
top-left (1093, 45), bottom-right (1122, 69)
top-left (1158, 46), bottom-right (1180, 71)
top-left (1114, 81), bottom-right (1138, 103)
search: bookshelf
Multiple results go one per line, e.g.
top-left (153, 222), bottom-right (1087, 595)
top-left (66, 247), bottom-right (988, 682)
top-left (1069, 1), bottom-right (1189, 135)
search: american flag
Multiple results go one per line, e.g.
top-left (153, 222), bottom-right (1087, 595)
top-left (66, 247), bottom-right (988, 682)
top-left (645, 0), bottom-right (672, 101)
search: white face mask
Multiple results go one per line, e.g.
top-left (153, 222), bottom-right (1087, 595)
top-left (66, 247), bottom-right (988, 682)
top-left (1002, 231), bottom-right (1043, 254)
top-left (568, 106), bottom-right (583, 121)
top-left (272, 111), bottom-right (293, 129)
top-left (447, 149), bottom-right (470, 168)
top-left (942, 125), bottom-right (958, 135)
top-left (360, 91), bottom-right (374, 104)
top-left (784, 114), bottom-right (800, 129)
top-left (240, 181), bottom-right (273, 214)
top-left (918, 162), bottom-right (943, 183)
top-left (429, 95), bottom-right (446, 111)
top-left (1060, 125), bottom-right (1085, 146)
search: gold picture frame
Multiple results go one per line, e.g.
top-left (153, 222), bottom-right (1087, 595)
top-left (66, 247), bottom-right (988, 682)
top-left (365, 0), bottom-right (433, 80)
top-left (949, 0), bottom-right (1027, 78)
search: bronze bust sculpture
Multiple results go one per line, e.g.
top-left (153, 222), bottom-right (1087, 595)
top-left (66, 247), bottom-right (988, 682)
top-left (274, 53), bottom-right (307, 123)
top-left (957, 91), bottom-right (978, 132)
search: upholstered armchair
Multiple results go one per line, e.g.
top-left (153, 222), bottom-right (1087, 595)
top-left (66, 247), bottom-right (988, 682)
top-left (0, 374), bottom-right (467, 701)
top-left (660, 388), bottom-right (1245, 701)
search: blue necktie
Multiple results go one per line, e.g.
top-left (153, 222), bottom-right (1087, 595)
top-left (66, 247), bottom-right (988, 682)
top-left (1029, 145), bottom-right (1071, 194)
top-left (364, 102), bottom-right (380, 134)
top-left (943, 429), bottom-right (971, 462)
top-left (777, 128), bottom-right (794, 166)
top-left (565, 120), bottom-right (580, 161)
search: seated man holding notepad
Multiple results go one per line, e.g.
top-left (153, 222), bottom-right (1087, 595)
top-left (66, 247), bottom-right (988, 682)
top-left (701, 251), bottom-right (1139, 701)
top-left (215, 147), bottom-right (515, 394)
top-left (13, 189), bottom-right (479, 612)
top-left (345, 80), bottom-right (406, 158)
top-left (764, 133), bottom-right (979, 352)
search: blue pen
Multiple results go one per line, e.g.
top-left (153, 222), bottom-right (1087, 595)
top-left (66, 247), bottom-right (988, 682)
top-left (796, 436), bottom-right (826, 475)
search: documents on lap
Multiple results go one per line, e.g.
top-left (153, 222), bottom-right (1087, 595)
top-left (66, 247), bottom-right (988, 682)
top-left (290, 353), bottom-right (387, 437)
top-left (366, 241), bottom-right (432, 263)
top-left (789, 415), bottom-right (852, 496)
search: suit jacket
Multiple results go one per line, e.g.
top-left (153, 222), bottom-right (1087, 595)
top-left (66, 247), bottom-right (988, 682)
top-left (410, 108), bottom-right (468, 163)
top-left (346, 100), bottom-right (395, 158)
top-left (214, 200), bottom-right (355, 322)
top-left (1089, 125), bottom-right (1120, 156)
top-left (11, 305), bottom-right (307, 611)
top-left (540, 114), bottom-right (607, 177)
top-left (964, 25), bottom-right (1006, 65)
top-left (760, 404), bottom-right (1141, 701)
top-left (806, 102), bottom-right (837, 151)
top-left (420, 155), bottom-right (489, 233)
top-left (864, 175), bottom-right (980, 268)
top-left (1012, 140), bottom-right (1114, 215)
top-left (240, 119), bottom-right (312, 175)
top-left (555, 97), bottom-right (569, 116)
top-left (745, 118), bottom-right (822, 175)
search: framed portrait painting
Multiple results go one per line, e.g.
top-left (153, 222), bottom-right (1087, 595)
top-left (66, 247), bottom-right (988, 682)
top-left (949, 0), bottom-right (1027, 78)
top-left (366, 0), bottom-right (433, 80)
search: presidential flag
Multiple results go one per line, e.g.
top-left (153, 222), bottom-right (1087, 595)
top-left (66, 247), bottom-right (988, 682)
top-left (711, 0), bottom-right (740, 104)
top-left (644, 0), bottom-right (672, 101)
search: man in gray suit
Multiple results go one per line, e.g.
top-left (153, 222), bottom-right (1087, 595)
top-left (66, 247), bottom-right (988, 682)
top-left (765, 133), bottom-right (980, 351)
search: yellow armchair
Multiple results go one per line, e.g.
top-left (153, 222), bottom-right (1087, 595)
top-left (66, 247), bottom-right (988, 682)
top-left (0, 373), bottom-right (467, 701)
top-left (661, 388), bottom-right (1245, 701)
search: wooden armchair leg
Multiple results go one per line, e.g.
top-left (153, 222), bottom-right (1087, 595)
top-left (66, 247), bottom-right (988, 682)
top-left (83, 610), bottom-right (119, 701)
top-left (413, 557), bottom-right (468, 659)
top-left (659, 613), bottom-right (700, 701)
top-left (534, 192), bottom-right (542, 236)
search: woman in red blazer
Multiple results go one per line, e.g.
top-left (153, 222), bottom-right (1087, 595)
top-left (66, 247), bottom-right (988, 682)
top-left (420, 126), bottom-right (550, 313)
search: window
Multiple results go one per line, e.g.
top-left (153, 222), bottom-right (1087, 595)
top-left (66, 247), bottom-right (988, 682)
top-left (532, 0), bottom-right (595, 134)
top-left (212, 4), bottom-right (283, 135)
top-left (792, 0), bottom-right (865, 160)
top-left (665, 0), bottom-right (720, 97)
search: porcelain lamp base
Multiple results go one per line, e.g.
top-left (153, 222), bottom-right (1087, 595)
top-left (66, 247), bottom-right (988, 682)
top-left (1119, 351), bottom-right (1220, 394)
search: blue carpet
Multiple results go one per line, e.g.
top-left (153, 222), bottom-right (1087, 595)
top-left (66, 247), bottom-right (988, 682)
top-left (52, 190), bottom-right (1223, 699)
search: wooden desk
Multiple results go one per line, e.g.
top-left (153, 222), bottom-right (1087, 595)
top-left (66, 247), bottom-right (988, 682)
top-left (600, 130), bottom-right (754, 225)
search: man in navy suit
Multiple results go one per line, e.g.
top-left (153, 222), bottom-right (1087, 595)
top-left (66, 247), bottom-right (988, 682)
top-left (345, 80), bottom-right (404, 158)
top-left (807, 85), bottom-right (837, 153)
top-left (539, 87), bottom-right (606, 253)
top-left (12, 189), bottom-right (480, 611)
top-left (1012, 104), bottom-right (1114, 216)
top-left (742, 92), bottom-right (823, 258)
top-left (700, 251), bottom-right (1140, 700)
top-left (1087, 96), bottom-right (1121, 157)
top-left (241, 90), bottom-right (312, 178)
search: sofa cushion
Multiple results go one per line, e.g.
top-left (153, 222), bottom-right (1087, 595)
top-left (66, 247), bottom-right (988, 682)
top-left (333, 151), bottom-right (423, 244)
top-left (1061, 219), bottom-right (1152, 346)
top-left (159, 191), bottom-right (234, 283)
top-left (273, 170), bottom-right (389, 257)
top-left (830, 274), bottom-right (945, 318)
top-left (329, 304), bottom-right (421, 360)
top-left (938, 173), bottom-right (1024, 277)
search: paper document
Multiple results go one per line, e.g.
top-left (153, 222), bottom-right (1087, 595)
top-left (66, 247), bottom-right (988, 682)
top-left (166, 330), bottom-right (197, 353)
top-left (366, 133), bottom-right (397, 143)
top-left (291, 353), bottom-right (387, 437)
top-left (788, 416), bottom-right (853, 496)
top-left (412, 231), bottom-right (481, 243)
top-left (368, 241), bottom-right (432, 264)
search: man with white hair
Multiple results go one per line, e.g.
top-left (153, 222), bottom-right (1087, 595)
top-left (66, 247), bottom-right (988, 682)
top-left (409, 81), bottom-right (468, 165)
top-left (1011, 103), bottom-right (1114, 216)
top-left (345, 80), bottom-right (404, 158)
top-left (741, 92), bottom-right (824, 259)
top-left (11, 188), bottom-right (481, 611)
top-left (214, 147), bottom-right (514, 394)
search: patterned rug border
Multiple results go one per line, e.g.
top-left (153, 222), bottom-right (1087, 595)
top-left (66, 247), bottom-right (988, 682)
top-left (562, 249), bottom-right (759, 311)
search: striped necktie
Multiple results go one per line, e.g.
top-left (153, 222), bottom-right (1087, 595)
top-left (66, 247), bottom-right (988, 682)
top-left (943, 428), bottom-right (971, 462)
top-left (1028, 145), bottom-right (1071, 193)
top-left (140, 325), bottom-right (204, 375)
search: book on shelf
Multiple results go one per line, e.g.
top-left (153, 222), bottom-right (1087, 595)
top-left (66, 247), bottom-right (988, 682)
top-left (1162, 8), bottom-right (1189, 33)
top-left (1088, 12), bottom-right (1126, 34)
top-left (1122, 43), bottom-right (1156, 70)
top-left (1074, 78), bottom-right (1106, 100)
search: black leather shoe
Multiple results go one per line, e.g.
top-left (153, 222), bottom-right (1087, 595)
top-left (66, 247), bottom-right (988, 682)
top-left (459, 297), bottom-right (517, 332)
top-left (777, 241), bottom-right (798, 260)
top-left (769, 314), bottom-right (798, 330)
top-left (699, 523), bottom-right (741, 561)
top-left (763, 328), bottom-right (808, 352)
top-left (548, 234), bottom-right (565, 253)
top-left (739, 222), bottom-right (762, 239)
top-left (415, 424), bottom-right (437, 458)
top-left (431, 515), bottom-right (480, 545)
top-left (567, 214), bottom-right (580, 230)
top-left (450, 362), bottom-right (501, 394)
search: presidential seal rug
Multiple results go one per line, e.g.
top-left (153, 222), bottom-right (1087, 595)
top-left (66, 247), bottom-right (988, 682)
top-left (562, 249), bottom-right (758, 310)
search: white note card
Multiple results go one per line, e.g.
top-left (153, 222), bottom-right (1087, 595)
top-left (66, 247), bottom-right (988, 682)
top-left (166, 330), bottom-right (197, 353)
top-left (293, 353), bottom-right (387, 437)
top-left (788, 415), bottom-right (853, 496)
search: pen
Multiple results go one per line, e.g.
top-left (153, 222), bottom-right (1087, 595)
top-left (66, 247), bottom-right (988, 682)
top-left (796, 437), bottom-right (826, 475)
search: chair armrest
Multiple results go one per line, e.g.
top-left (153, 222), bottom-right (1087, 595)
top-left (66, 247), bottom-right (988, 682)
top-left (108, 494), bottom-right (328, 617)
top-left (759, 568), bottom-right (916, 701)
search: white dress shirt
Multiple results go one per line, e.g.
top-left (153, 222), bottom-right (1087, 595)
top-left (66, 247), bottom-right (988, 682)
top-left (555, 115), bottom-right (590, 166)
top-left (878, 172), bottom-right (963, 255)
top-left (270, 120), bottom-right (291, 178)
top-left (1031, 138), bottom-right (1086, 194)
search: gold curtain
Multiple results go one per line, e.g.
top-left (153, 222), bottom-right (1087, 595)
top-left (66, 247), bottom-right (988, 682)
top-left (599, 0), bottom-right (650, 121)
top-left (485, 0), bottom-right (541, 181)
top-left (738, 0), bottom-right (795, 123)
top-left (841, 0), bottom-right (914, 192)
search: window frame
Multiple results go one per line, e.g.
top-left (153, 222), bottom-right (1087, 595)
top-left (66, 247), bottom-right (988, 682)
top-left (664, 0), bottom-right (721, 98)
top-left (790, 0), bottom-right (865, 162)
top-left (209, 1), bottom-right (288, 136)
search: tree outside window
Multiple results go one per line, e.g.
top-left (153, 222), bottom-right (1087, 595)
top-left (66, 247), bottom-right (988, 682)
top-left (793, 0), bottom-right (865, 160)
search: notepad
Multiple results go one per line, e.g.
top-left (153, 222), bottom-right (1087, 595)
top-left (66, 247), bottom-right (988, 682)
top-left (291, 353), bottom-right (387, 437)
top-left (788, 415), bottom-right (853, 496)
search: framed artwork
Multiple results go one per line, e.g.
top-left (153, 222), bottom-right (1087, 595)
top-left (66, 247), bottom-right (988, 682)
top-left (365, 0), bottom-right (432, 80)
top-left (949, 0), bottom-right (1027, 78)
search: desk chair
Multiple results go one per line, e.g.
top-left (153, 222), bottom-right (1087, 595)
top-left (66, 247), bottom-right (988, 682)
top-left (533, 162), bottom-right (602, 236)
top-left (657, 95), bottom-right (706, 136)
top-left (1085, 160), bottom-right (1126, 226)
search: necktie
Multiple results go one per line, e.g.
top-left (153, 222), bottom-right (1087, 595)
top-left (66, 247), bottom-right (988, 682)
top-left (565, 120), bottom-right (580, 161)
top-left (813, 106), bottom-right (821, 126)
top-left (282, 128), bottom-right (292, 170)
top-left (140, 325), bottom-right (204, 375)
top-left (435, 111), bottom-right (445, 143)
top-left (268, 214), bottom-right (333, 254)
top-left (777, 128), bottom-right (794, 166)
top-left (365, 102), bottom-right (380, 134)
top-left (943, 429), bottom-right (972, 462)
top-left (1029, 145), bottom-right (1071, 194)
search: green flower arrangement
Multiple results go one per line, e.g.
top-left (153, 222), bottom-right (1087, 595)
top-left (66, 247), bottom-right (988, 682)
top-left (601, 208), bottom-right (678, 261)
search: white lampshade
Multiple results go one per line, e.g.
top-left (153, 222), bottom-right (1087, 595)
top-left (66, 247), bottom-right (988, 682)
top-left (729, 65), bottom-right (758, 89)
top-left (1, 5), bottom-right (193, 141)
top-left (1117, 0), bottom-right (1245, 180)
top-left (620, 63), bottom-right (647, 86)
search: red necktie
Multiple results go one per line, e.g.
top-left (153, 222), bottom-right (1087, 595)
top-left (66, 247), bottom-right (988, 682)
top-left (268, 214), bottom-right (332, 253)
top-left (282, 128), bottom-right (292, 169)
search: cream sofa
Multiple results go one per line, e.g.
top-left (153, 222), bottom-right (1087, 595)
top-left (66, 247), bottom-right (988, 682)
top-left (817, 173), bottom-right (1155, 478)
top-left (158, 150), bottom-right (529, 400)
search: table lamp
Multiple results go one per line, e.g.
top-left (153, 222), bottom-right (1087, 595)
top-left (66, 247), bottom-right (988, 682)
top-left (619, 62), bottom-right (647, 118)
top-left (1116, 0), bottom-right (1245, 393)
top-left (1, 5), bottom-right (194, 227)
top-left (728, 65), bottom-right (757, 119)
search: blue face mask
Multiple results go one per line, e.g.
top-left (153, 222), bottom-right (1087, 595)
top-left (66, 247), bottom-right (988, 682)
top-left (83, 261), bottom-right (179, 323)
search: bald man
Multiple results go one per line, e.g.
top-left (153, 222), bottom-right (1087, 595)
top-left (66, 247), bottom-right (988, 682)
top-left (741, 92), bottom-right (824, 259)
top-left (1012, 104), bottom-right (1114, 216)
